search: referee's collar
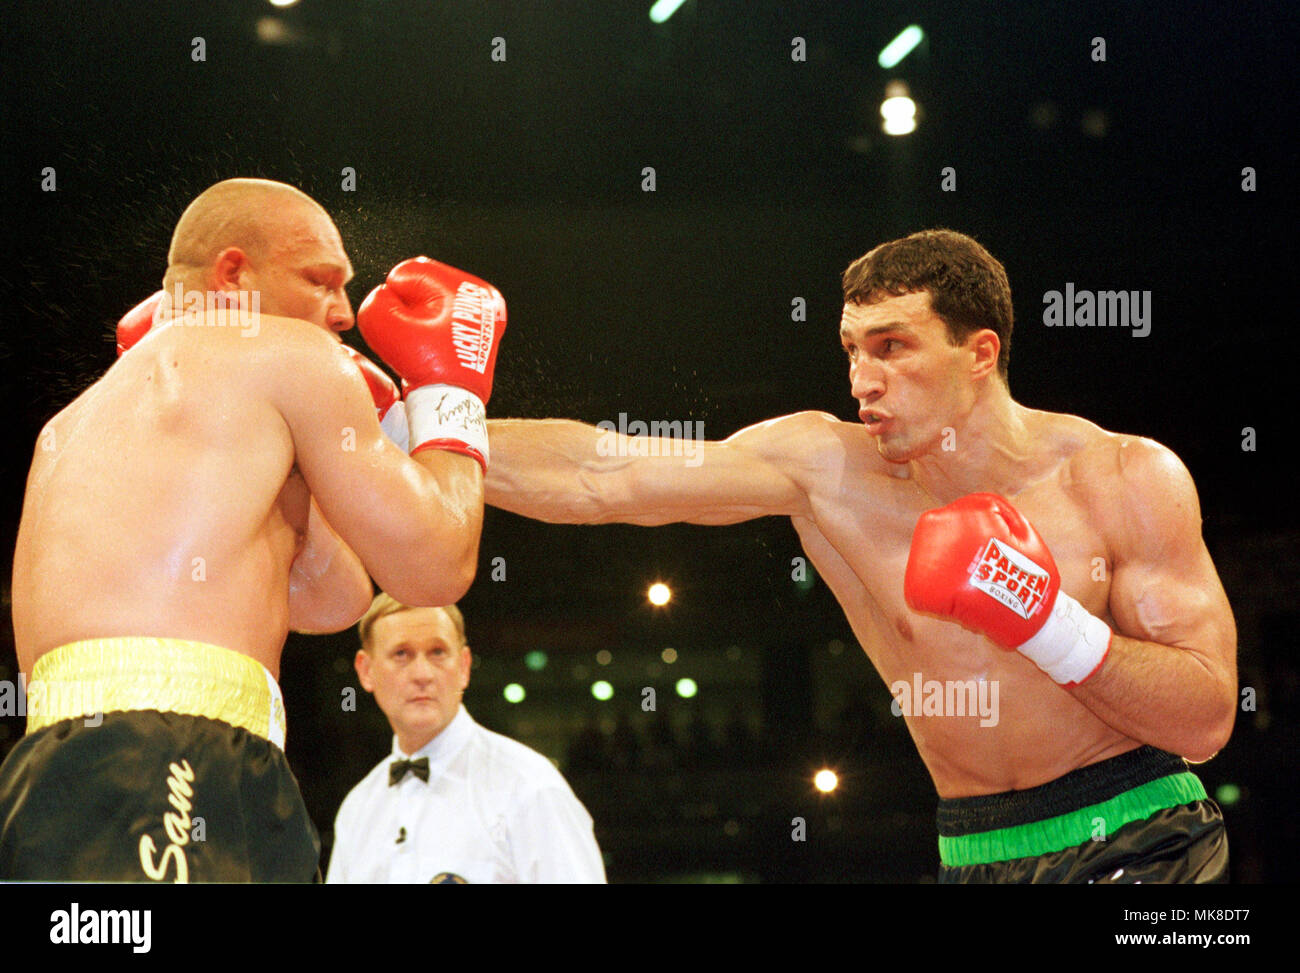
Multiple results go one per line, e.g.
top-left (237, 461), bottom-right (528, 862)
top-left (391, 705), bottom-right (475, 781)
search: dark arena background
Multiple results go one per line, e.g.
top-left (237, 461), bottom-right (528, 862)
top-left (1, 0), bottom-right (1295, 913)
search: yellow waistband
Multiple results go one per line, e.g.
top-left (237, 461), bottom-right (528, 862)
top-left (27, 638), bottom-right (286, 749)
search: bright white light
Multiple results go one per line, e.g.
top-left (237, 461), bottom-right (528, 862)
top-left (880, 81), bottom-right (917, 136)
top-left (878, 26), bottom-right (924, 69)
top-left (269, 0), bottom-right (300, 8)
top-left (503, 683), bottom-right (526, 704)
top-left (648, 582), bottom-right (671, 606)
top-left (814, 769), bottom-right (839, 793)
top-left (649, 0), bottom-right (689, 24)
top-left (591, 680), bottom-right (614, 701)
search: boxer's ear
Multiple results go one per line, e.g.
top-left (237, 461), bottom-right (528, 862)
top-left (210, 246), bottom-right (251, 294)
top-left (968, 329), bottom-right (1000, 381)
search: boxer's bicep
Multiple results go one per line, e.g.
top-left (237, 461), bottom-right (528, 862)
top-left (596, 413), bottom-right (826, 525)
top-left (288, 499), bottom-right (373, 634)
top-left (1105, 443), bottom-right (1235, 679)
top-left (620, 433), bottom-right (809, 525)
top-left (273, 338), bottom-right (478, 606)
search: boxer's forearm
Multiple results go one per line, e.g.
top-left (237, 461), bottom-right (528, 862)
top-left (407, 449), bottom-right (484, 601)
top-left (486, 419), bottom-right (626, 523)
top-left (1068, 633), bottom-right (1237, 764)
top-left (485, 415), bottom-right (814, 526)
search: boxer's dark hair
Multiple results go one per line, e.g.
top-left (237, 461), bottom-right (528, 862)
top-left (841, 229), bottom-right (1013, 379)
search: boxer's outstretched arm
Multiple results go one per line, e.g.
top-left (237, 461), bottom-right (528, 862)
top-left (270, 321), bottom-right (483, 608)
top-left (1071, 441), bottom-right (1237, 763)
top-left (486, 413), bottom-right (835, 525)
top-left (288, 499), bottom-right (373, 634)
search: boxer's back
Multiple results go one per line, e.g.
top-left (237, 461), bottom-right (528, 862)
top-left (13, 314), bottom-right (306, 676)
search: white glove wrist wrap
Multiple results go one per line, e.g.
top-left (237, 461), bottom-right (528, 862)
top-left (1017, 591), bottom-right (1111, 686)
top-left (379, 401), bottom-right (410, 453)
top-left (404, 384), bottom-right (489, 466)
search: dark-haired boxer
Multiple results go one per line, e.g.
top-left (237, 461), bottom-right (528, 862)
top-left (484, 229), bottom-right (1235, 883)
top-left (1, 178), bottom-right (505, 882)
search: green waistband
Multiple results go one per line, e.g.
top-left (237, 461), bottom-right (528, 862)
top-left (938, 772), bottom-right (1207, 867)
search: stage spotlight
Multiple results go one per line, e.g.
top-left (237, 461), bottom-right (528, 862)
top-left (649, 0), bottom-right (688, 24)
top-left (814, 769), bottom-right (839, 793)
top-left (878, 25), bottom-right (924, 69)
top-left (881, 80), bottom-right (917, 136)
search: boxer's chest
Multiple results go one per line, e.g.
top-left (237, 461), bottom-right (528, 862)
top-left (811, 471), bottom-right (1114, 657)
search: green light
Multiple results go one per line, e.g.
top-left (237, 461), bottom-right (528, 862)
top-left (675, 677), bottom-right (698, 698)
top-left (591, 680), bottom-right (614, 701)
top-left (1215, 783), bottom-right (1241, 805)
top-left (524, 650), bottom-right (548, 672)
top-left (649, 0), bottom-right (688, 24)
top-left (878, 25), bottom-right (924, 69)
top-left (503, 683), bottom-right (526, 704)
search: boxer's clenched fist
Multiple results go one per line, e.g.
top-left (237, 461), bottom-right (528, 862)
top-left (904, 493), bottom-right (1111, 686)
top-left (116, 290), bottom-right (166, 356)
top-left (358, 257), bottom-right (506, 469)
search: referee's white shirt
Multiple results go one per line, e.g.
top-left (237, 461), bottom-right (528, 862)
top-left (326, 705), bottom-right (606, 883)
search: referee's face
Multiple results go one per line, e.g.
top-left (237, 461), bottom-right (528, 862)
top-left (357, 607), bottom-right (473, 754)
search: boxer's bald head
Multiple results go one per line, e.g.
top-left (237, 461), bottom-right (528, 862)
top-left (167, 178), bottom-right (323, 276)
top-left (162, 178), bottom-right (354, 334)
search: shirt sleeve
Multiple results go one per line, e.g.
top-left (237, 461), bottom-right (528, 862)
top-left (325, 794), bottom-right (356, 884)
top-left (509, 783), bottom-right (607, 884)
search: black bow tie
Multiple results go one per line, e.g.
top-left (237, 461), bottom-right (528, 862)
top-left (389, 756), bottom-right (430, 786)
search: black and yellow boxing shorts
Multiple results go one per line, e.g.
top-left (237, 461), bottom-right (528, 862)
top-left (936, 745), bottom-right (1228, 883)
top-left (0, 638), bottom-right (319, 882)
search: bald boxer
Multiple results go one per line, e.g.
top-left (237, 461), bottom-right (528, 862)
top-left (485, 229), bottom-right (1236, 883)
top-left (2, 178), bottom-right (504, 882)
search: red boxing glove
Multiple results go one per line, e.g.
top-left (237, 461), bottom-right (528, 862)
top-left (904, 493), bottom-right (1111, 686)
top-left (342, 346), bottom-right (409, 451)
top-left (116, 290), bottom-right (166, 356)
top-left (358, 257), bottom-right (506, 469)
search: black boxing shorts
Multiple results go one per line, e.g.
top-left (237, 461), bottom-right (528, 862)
top-left (0, 638), bottom-right (319, 882)
top-left (936, 745), bottom-right (1228, 884)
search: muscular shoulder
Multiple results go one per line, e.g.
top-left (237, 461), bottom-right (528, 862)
top-left (1054, 416), bottom-right (1202, 559)
top-left (225, 317), bottom-right (374, 431)
top-left (727, 411), bottom-right (879, 508)
top-left (726, 410), bottom-right (864, 472)
top-left (235, 315), bottom-right (358, 391)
